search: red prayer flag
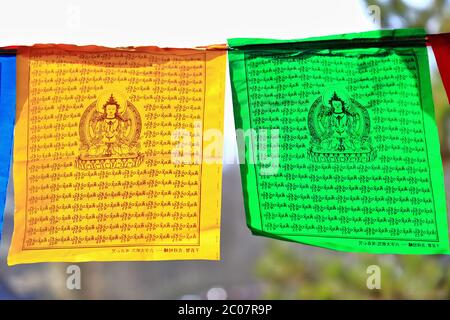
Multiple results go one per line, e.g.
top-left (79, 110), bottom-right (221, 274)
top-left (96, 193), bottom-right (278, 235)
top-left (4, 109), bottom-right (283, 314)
top-left (429, 33), bottom-right (450, 103)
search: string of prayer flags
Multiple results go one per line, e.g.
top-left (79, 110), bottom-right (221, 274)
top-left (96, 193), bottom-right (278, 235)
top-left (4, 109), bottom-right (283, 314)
top-left (0, 53), bottom-right (16, 241)
top-left (8, 44), bottom-right (226, 265)
top-left (228, 29), bottom-right (450, 254)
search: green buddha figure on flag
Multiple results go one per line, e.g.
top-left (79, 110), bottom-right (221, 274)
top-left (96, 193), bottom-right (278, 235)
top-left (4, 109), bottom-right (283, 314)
top-left (308, 88), bottom-right (376, 162)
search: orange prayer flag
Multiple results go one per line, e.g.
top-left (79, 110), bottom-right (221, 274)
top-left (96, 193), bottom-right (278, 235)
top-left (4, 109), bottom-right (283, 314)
top-left (8, 44), bottom-right (226, 265)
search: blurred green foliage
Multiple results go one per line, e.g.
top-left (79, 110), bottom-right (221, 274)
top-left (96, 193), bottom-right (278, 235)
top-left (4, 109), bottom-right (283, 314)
top-left (256, 243), bottom-right (449, 299)
top-left (364, 0), bottom-right (450, 32)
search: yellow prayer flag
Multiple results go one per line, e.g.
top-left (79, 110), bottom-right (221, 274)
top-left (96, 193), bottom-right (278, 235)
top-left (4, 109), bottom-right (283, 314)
top-left (8, 44), bottom-right (226, 265)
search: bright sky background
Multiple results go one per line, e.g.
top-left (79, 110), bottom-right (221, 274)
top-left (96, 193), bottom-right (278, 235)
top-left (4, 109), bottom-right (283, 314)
top-left (0, 0), bottom-right (375, 47)
top-left (0, 0), bottom-right (379, 164)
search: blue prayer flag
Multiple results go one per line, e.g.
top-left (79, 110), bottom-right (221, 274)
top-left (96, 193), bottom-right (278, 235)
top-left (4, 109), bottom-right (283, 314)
top-left (0, 54), bottom-right (16, 240)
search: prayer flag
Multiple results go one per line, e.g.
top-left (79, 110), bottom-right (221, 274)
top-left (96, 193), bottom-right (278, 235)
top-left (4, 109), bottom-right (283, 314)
top-left (228, 29), bottom-right (450, 254)
top-left (8, 44), bottom-right (226, 265)
top-left (0, 53), bottom-right (16, 241)
top-left (429, 33), bottom-right (450, 103)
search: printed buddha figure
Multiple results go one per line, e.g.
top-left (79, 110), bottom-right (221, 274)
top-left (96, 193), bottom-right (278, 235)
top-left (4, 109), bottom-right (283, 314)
top-left (320, 92), bottom-right (357, 152)
top-left (88, 94), bottom-right (132, 157)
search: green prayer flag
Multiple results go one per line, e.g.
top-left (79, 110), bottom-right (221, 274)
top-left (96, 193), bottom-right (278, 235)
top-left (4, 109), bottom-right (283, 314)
top-left (228, 29), bottom-right (450, 254)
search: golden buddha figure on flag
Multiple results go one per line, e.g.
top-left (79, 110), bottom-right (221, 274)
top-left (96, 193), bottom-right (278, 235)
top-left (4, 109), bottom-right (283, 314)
top-left (75, 91), bottom-right (144, 170)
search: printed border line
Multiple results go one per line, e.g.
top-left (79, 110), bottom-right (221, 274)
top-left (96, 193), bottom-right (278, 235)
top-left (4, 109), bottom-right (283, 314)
top-left (22, 52), bottom-right (30, 250)
top-left (243, 52), bottom-right (265, 231)
top-left (413, 50), bottom-right (440, 242)
top-left (23, 49), bottom-right (206, 250)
